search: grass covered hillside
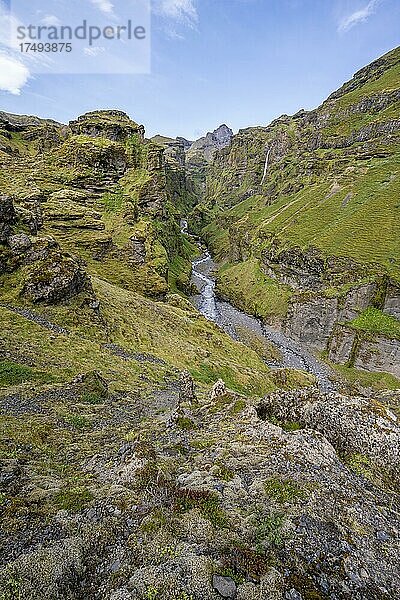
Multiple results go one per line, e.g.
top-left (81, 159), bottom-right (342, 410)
top-left (200, 46), bottom-right (400, 283)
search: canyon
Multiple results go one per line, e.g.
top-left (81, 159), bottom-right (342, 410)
top-left (0, 47), bottom-right (399, 600)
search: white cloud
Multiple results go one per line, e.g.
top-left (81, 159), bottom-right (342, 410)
top-left (41, 14), bottom-right (62, 26)
top-left (90, 0), bottom-right (115, 15)
top-left (0, 5), bottom-right (31, 94)
top-left (154, 0), bottom-right (198, 27)
top-left (0, 53), bottom-right (30, 94)
top-left (338, 0), bottom-right (381, 32)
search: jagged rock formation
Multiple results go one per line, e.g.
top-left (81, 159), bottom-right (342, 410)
top-left (197, 47), bottom-right (400, 383)
top-left (187, 124), bottom-right (233, 162)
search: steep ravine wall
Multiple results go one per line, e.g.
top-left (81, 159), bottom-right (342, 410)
top-left (282, 278), bottom-right (400, 376)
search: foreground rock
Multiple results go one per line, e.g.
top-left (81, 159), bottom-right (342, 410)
top-left (1, 381), bottom-right (399, 599)
top-left (258, 387), bottom-right (400, 483)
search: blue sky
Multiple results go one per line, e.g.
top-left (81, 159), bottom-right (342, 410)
top-left (0, 0), bottom-right (399, 139)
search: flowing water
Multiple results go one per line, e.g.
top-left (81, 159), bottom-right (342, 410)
top-left (190, 249), bottom-right (336, 392)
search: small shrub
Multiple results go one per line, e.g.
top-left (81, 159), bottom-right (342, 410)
top-left (140, 509), bottom-right (171, 534)
top-left (173, 488), bottom-right (228, 528)
top-left (176, 416), bottom-right (196, 431)
top-left (135, 461), bottom-right (160, 489)
top-left (221, 545), bottom-right (270, 582)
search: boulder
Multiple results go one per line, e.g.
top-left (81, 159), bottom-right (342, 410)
top-left (0, 195), bottom-right (16, 242)
top-left (210, 379), bottom-right (227, 401)
top-left (212, 574), bottom-right (237, 598)
top-left (21, 252), bottom-right (91, 303)
top-left (8, 233), bottom-right (32, 255)
top-left (257, 388), bottom-right (400, 478)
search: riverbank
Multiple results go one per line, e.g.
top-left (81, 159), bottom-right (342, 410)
top-left (190, 249), bottom-right (337, 392)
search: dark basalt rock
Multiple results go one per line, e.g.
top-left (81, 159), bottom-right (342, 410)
top-left (0, 195), bottom-right (16, 242)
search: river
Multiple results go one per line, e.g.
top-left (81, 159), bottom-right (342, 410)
top-left (190, 249), bottom-right (336, 392)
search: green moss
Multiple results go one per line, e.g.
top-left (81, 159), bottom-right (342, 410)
top-left (266, 414), bottom-right (302, 431)
top-left (0, 574), bottom-right (21, 600)
top-left (347, 307), bottom-right (400, 340)
top-left (264, 477), bottom-right (306, 503)
top-left (144, 586), bottom-right (159, 600)
top-left (0, 360), bottom-right (54, 387)
top-left (253, 511), bottom-right (285, 550)
top-left (100, 189), bottom-right (124, 212)
top-left (53, 486), bottom-right (93, 512)
top-left (229, 399), bottom-right (247, 415)
top-left (345, 453), bottom-right (372, 479)
top-left (214, 462), bottom-right (235, 481)
top-left (81, 392), bottom-right (104, 405)
top-left (176, 416), bottom-right (197, 430)
top-left (63, 414), bottom-right (91, 430)
top-left (218, 568), bottom-right (245, 585)
top-left (281, 421), bottom-right (302, 432)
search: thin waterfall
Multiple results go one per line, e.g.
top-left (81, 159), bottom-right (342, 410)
top-left (260, 143), bottom-right (274, 185)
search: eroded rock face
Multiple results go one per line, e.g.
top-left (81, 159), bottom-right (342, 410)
top-left (69, 110), bottom-right (145, 142)
top-left (127, 236), bottom-right (146, 265)
top-left (384, 281), bottom-right (400, 319)
top-left (355, 335), bottom-right (400, 377)
top-left (328, 324), bottom-right (400, 378)
top-left (284, 297), bottom-right (338, 351)
top-left (0, 195), bottom-right (16, 242)
top-left (21, 252), bottom-right (91, 303)
top-left (282, 288), bottom-right (365, 351)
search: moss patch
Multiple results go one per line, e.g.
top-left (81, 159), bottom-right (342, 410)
top-left (347, 307), bottom-right (400, 340)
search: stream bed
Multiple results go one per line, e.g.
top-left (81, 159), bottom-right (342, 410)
top-left (190, 250), bottom-right (336, 392)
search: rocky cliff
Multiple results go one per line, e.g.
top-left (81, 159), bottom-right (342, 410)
top-left (197, 46), bottom-right (400, 383)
